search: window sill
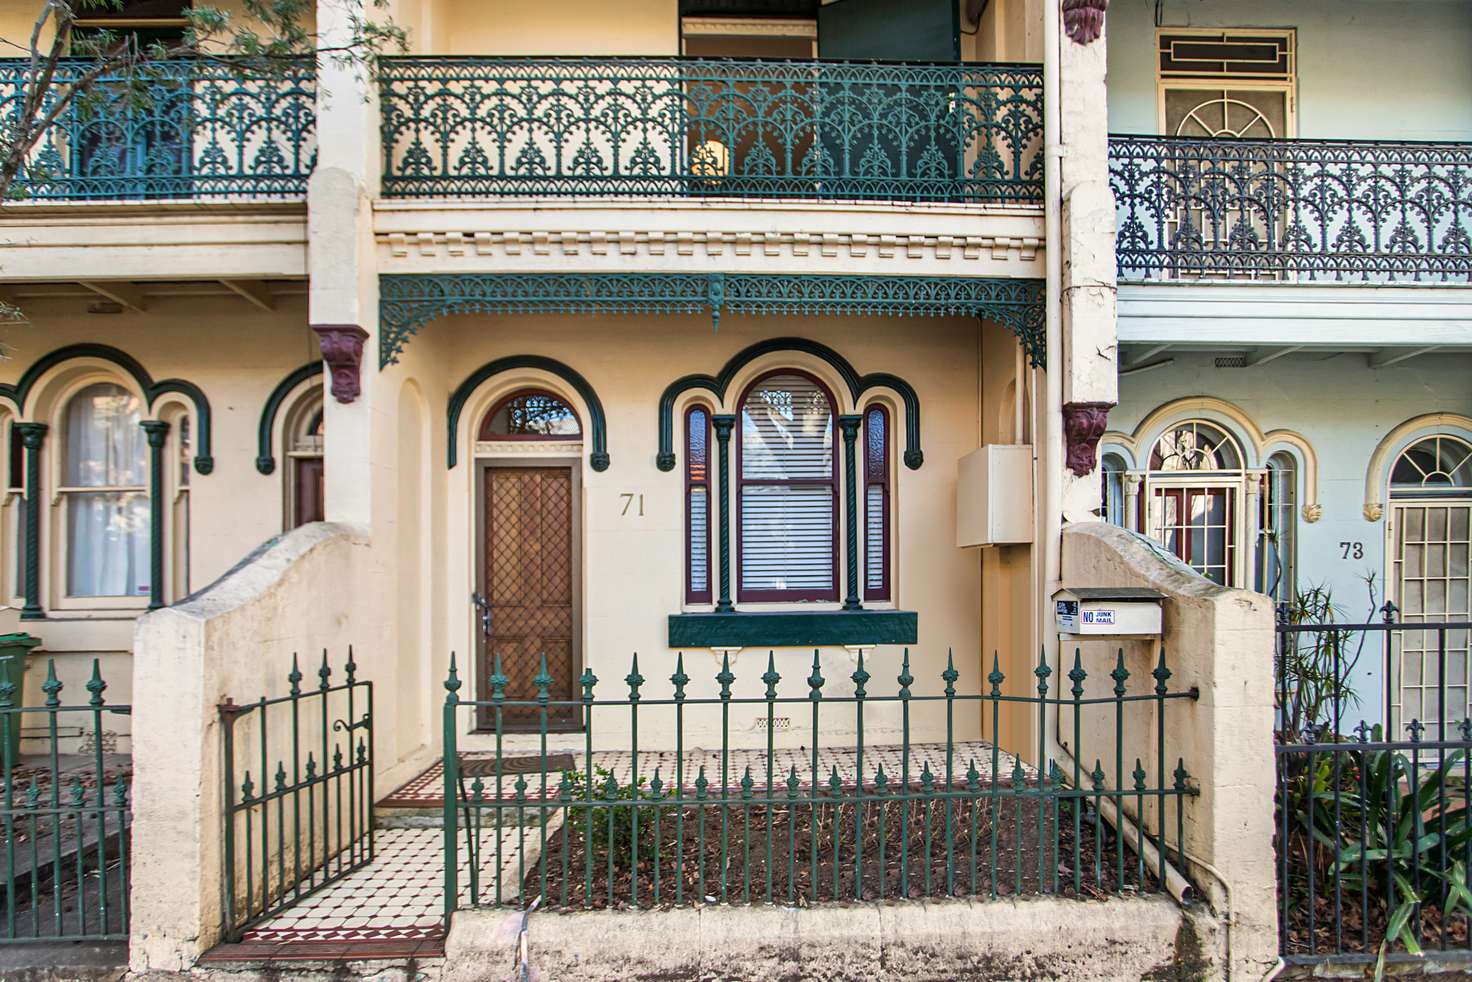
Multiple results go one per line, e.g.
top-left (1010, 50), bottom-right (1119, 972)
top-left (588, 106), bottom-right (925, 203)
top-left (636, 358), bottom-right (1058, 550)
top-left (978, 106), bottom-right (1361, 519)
top-left (667, 609), bottom-right (917, 649)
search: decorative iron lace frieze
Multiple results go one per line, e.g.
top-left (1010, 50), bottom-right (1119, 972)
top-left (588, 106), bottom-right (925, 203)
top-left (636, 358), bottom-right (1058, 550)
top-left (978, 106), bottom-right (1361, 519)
top-left (0, 58), bottom-right (316, 202)
top-left (1109, 135), bottom-right (1472, 283)
top-left (378, 272), bottom-right (1045, 369)
top-left (379, 57), bottom-right (1043, 204)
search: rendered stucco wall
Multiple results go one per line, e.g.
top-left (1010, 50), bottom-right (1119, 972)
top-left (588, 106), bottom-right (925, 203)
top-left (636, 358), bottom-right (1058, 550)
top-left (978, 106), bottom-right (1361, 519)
top-left (1107, 0), bottom-right (1472, 141)
top-left (130, 523), bottom-right (387, 972)
top-left (1110, 349), bottom-right (1472, 715)
top-left (1061, 521), bottom-right (1277, 981)
top-left (390, 312), bottom-right (1004, 752)
top-left (0, 303), bottom-right (318, 733)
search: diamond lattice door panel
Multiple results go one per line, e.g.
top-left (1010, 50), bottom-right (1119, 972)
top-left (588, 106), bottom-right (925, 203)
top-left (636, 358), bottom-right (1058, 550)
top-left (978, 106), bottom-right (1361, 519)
top-left (481, 465), bottom-right (578, 730)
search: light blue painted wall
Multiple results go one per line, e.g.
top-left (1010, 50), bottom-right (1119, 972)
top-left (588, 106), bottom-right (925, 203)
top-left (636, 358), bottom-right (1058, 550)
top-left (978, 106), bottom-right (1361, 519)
top-left (1107, 0), bottom-right (1472, 141)
top-left (1108, 351), bottom-right (1472, 721)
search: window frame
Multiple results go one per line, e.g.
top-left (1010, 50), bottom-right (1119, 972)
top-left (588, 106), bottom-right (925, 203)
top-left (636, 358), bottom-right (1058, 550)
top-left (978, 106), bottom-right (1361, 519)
top-left (2, 418), bottom-right (23, 607)
top-left (51, 377), bottom-right (153, 610)
top-left (862, 402), bottom-right (891, 603)
top-left (735, 368), bottom-right (840, 604)
top-left (478, 388), bottom-right (583, 443)
top-left (283, 385), bottom-right (325, 530)
top-left (1154, 28), bottom-right (1298, 138)
top-left (684, 403), bottom-right (713, 606)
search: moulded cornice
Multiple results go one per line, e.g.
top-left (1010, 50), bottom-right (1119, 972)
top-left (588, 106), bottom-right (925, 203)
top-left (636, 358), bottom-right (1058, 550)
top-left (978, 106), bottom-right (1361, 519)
top-left (379, 228), bottom-right (1042, 267)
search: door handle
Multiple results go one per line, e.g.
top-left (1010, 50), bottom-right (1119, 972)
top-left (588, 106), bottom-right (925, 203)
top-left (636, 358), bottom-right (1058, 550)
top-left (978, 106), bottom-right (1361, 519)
top-left (471, 592), bottom-right (492, 641)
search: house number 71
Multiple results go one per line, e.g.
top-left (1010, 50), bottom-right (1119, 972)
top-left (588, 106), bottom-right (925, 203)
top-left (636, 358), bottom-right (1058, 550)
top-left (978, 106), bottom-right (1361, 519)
top-left (620, 493), bottom-right (645, 517)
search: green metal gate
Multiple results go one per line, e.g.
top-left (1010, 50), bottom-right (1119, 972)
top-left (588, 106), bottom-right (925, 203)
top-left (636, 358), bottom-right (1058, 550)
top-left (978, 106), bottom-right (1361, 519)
top-left (219, 650), bottom-right (373, 941)
top-left (1, 658), bottom-right (132, 943)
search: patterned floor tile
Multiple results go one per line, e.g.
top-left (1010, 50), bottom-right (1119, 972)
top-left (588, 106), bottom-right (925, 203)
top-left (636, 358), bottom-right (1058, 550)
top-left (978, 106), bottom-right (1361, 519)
top-left (380, 740), bottom-right (1024, 806)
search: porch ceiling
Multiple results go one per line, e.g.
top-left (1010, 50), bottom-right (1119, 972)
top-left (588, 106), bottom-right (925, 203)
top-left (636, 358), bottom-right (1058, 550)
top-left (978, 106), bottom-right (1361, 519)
top-left (1118, 282), bottom-right (1472, 370)
top-left (0, 279), bottom-right (307, 317)
top-left (0, 202), bottom-right (308, 284)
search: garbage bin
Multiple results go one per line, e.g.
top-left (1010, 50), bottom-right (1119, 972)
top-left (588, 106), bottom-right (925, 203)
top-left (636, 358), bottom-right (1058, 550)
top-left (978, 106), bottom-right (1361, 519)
top-left (0, 632), bottom-right (40, 767)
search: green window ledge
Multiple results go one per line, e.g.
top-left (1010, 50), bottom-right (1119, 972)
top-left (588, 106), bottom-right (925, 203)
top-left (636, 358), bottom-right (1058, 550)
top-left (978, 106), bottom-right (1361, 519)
top-left (667, 610), bottom-right (918, 649)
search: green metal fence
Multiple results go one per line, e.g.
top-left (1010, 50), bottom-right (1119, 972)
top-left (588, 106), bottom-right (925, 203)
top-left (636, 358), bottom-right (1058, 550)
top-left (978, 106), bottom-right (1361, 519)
top-left (219, 650), bottom-right (373, 942)
top-left (380, 57), bottom-right (1044, 203)
top-left (0, 58), bottom-right (317, 202)
top-left (1, 659), bottom-right (131, 943)
top-left (441, 645), bottom-right (1198, 917)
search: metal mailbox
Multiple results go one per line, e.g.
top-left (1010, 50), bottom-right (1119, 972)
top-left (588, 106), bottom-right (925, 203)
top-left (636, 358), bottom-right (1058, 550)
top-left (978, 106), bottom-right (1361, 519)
top-left (1053, 587), bottom-right (1164, 639)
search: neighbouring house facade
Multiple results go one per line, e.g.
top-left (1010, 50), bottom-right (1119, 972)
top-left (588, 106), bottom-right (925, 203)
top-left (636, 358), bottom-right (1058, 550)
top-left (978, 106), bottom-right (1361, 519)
top-left (7, 0), bottom-right (1468, 978)
top-left (1103, 0), bottom-right (1472, 725)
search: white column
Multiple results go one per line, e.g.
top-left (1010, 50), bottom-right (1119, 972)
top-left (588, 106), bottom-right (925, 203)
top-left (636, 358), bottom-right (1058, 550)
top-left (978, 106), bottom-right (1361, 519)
top-left (1057, 4), bottom-right (1119, 523)
top-left (308, 1), bottom-right (383, 527)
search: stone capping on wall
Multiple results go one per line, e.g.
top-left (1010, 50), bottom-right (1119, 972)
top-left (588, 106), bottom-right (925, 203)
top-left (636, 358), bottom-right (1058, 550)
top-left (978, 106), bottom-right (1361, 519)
top-left (1060, 521), bottom-right (1278, 981)
top-left (443, 894), bottom-right (1223, 982)
top-left (130, 522), bottom-right (372, 973)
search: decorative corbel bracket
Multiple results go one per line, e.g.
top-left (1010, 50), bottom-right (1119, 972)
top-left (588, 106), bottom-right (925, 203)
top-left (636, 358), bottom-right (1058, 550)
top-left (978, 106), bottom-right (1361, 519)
top-left (312, 324), bottom-right (370, 404)
top-left (1063, 401), bottom-right (1112, 477)
top-left (1062, 0), bottom-right (1108, 44)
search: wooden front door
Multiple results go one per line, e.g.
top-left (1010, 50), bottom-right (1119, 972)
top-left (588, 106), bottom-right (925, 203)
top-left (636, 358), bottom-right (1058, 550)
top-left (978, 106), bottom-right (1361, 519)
top-left (479, 463), bottom-right (580, 731)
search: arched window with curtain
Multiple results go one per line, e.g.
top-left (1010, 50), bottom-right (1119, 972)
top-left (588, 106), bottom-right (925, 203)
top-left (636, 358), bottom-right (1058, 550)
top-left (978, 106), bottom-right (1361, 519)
top-left (863, 404), bottom-right (890, 602)
top-left (61, 382), bottom-right (149, 598)
top-left (284, 388), bottom-right (325, 529)
top-left (685, 405), bottom-right (711, 605)
top-left (1257, 452), bottom-right (1296, 603)
top-left (738, 371), bottom-right (837, 602)
top-left (1388, 434), bottom-right (1472, 728)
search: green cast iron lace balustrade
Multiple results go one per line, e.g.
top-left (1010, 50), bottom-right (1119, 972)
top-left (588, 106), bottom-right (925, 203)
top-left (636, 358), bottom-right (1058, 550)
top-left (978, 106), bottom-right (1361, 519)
top-left (0, 58), bottom-right (316, 202)
top-left (380, 57), bottom-right (1043, 203)
top-left (1109, 135), bottom-right (1472, 283)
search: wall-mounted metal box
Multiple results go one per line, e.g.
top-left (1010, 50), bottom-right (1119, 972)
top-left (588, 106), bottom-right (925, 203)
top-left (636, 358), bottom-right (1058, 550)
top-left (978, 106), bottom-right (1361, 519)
top-left (1053, 587), bottom-right (1165, 638)
top-left (955, 444), bottom-right (1034, 547)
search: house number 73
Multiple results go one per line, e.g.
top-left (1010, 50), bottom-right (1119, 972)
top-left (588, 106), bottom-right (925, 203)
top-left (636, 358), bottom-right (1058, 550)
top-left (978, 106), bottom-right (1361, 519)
top-left (620, 493), bottom-right (645, 517)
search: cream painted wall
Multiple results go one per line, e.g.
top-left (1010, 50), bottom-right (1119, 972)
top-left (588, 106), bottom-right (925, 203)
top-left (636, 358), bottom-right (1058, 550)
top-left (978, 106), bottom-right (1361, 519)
top-left (0, 0), bottom-right (307, 53)
top-left (430, 0), bottom-right (678, 56)
top-left (0, 299), bottom-right (319, 716)
top-left (386, 312), bottom-right (996, 749)
top-left (1107, 0), bottom-right (1472, 141)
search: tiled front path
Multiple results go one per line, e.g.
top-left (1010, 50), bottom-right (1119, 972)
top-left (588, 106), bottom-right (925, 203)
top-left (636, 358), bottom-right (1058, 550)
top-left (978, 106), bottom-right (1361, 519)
top-left (382, 740), bottom-right (1021, 806)
top-left (202, 826), bottom-right (528, 962)
top-left (206, 741), bottom-right (1022, 962)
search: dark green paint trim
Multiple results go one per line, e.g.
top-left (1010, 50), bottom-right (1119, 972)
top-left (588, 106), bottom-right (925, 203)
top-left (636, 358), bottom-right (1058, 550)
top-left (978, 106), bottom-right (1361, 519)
top-left (837, 414), bottom-right (863, 611)
top-left (256, 362), bottom-right (324, 475)
top-left (657, 337), bottom-right (925, 474)
top-left (711, 415), bottom-right (736, 613)
top-left (447, 356), bottom-right (610, 471)
top-left (378, 273), bottom-right (1045, 370)
top-left (667, 610), bottom-right (918, 648)
top-left (141, 420), bottom-right (170, 610)
top-left (15, 422), bottom-right (46, 621)
top-left (0, 343), bottom-right (215, 475)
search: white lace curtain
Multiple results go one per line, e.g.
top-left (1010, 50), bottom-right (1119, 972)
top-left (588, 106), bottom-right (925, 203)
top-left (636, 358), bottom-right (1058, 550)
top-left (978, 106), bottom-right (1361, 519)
top-left (64, 383), bottom-right (149, 598)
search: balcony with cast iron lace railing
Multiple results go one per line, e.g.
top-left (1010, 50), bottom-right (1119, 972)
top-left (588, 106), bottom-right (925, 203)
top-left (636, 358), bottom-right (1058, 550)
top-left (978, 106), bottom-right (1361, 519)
top-left (378, 57), bottom-right (1044, 205)
top-left (0, 58), bottom-right (317, 203)
top-left (1109, 135), bottom-right (1472, 284)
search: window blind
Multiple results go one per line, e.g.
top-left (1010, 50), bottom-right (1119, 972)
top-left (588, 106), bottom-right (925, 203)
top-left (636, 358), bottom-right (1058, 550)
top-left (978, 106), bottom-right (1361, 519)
top-left (739, 374), bottom-right (836, 598)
